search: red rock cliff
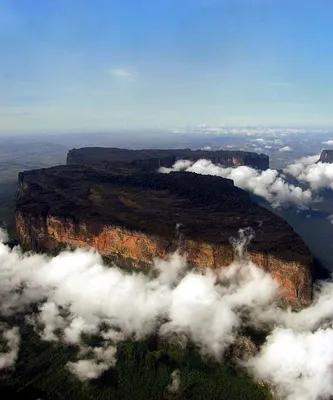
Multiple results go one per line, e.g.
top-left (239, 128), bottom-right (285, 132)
top-left (15, 164), bottom-right (312, 307)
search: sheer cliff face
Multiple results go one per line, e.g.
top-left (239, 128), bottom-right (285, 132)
top-left (16, 164), bottom-right (312, 307)
top-left (319, 150), bottom-right (333, 163)
top-left (66, 147), bottom-right (269, 171)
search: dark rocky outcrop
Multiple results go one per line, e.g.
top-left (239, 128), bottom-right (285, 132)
top-left (67, 147), bottom-right (269, 171)
top-left (318, 150), bottom-right (333, 163)
top-left (16, 161), bottom-right (312, 307)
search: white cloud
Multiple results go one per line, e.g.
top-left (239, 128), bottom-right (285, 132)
top-left (279, 146), bottom-right (293, 152)
top-left (191, 127), bottom-right (311, 137)
top-left (285, 154), bottom-right (333, 191)
top-left (68, 358), bottom-right (111, 381)
top-left (161, 153), bottom-right (333, 208)
top-left (3, 227), bottom-right (333, 398)
top-left (0, 325), bottom-right (20, 370)
top-left (247, 327), bottom-right (333, 400)
top-left (246, 275), bottom-right (333, 399)
top-left (167, 370), bottom-right (181, 394)
top-left (108, 68), bottom-right (134, 78)
top-left (0, 229), bottom-right (278, 379)
top-left (160, 159), bottom-right (313, 208)
top-left (322, 140), bottom-right (333, 146)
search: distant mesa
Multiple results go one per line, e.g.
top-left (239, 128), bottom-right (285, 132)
top-left (67, 147), bottom-right (270, 171)
top-left (318, 150), bottom-right (333, 163)
top-left (15, 147), bottom-right (313, 308)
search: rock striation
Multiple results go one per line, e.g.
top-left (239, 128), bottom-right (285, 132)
top-left (318, 150), bottom-right (333, 163)
top-left (67, 147), bottom-right (269, 171)
top-left (16, 157), bottom-right (312, 307)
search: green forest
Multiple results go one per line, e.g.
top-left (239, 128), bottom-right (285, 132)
top-left (0, 320), bottom-right (270, 400)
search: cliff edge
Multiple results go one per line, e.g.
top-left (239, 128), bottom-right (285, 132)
top-left (16, 161), bottom-right (312, 307)
top-left (318, 149), bottom-right (333, 163)
top-left (67, 147), bottom-right (269, 171)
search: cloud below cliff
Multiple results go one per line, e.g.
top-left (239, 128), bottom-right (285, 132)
top-left (0, 228), bottom-right (278, 379)
top-left (0, 324), bottom-right (20, 370)
top-left (285, 154), bottom-right (333, 191)
top-left (160, 159), bottom-right (313, 208)
top-left (160, 153), bottom-right (333, 208)
top-left (248, 327), bottom-right (333, 400)
top-left (2, 228), bottom-right (333, 398)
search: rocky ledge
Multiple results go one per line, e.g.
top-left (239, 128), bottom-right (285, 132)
top-left (16, 162), bottom-right (312, 307)
top-left (67, 147), bottom-right (269, 171)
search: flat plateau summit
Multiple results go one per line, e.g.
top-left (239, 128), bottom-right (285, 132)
top-left (16, 148), bottom-right (312, 306)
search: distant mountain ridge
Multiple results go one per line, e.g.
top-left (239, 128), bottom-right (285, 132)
top-left (67, 147), bottom-right (270, 171)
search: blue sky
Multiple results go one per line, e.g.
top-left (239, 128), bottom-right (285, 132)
top-left (1, 0), bottom-right (333, 133)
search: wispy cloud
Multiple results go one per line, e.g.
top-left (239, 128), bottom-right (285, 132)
top-left (279, 146), bottom-right (293, 152)
top-left (267, 82), bottom-right (292, 87)
top-left (108, 68), bottom-right (135, 79)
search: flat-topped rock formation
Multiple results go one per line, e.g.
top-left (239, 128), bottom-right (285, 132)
top-left (16, 163), bottom-right (312, 307)
top-left (67, 147), bottom-right (269, 171)
top-left (318, 149), bottom-right (333, 163)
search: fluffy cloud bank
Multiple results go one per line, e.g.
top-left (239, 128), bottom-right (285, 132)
top-left (2, 229), bottom-right (333, 399)
top-left (248, 328), bottom-right (333, 400)
top-left (0, 229), bottom-right (278, 379)
top-left (284, 154), bottom-right (333, 191)
top-left (160, 159), bottom-right (313, 208)
top-left (160, 153), bottom-right (333, 208)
